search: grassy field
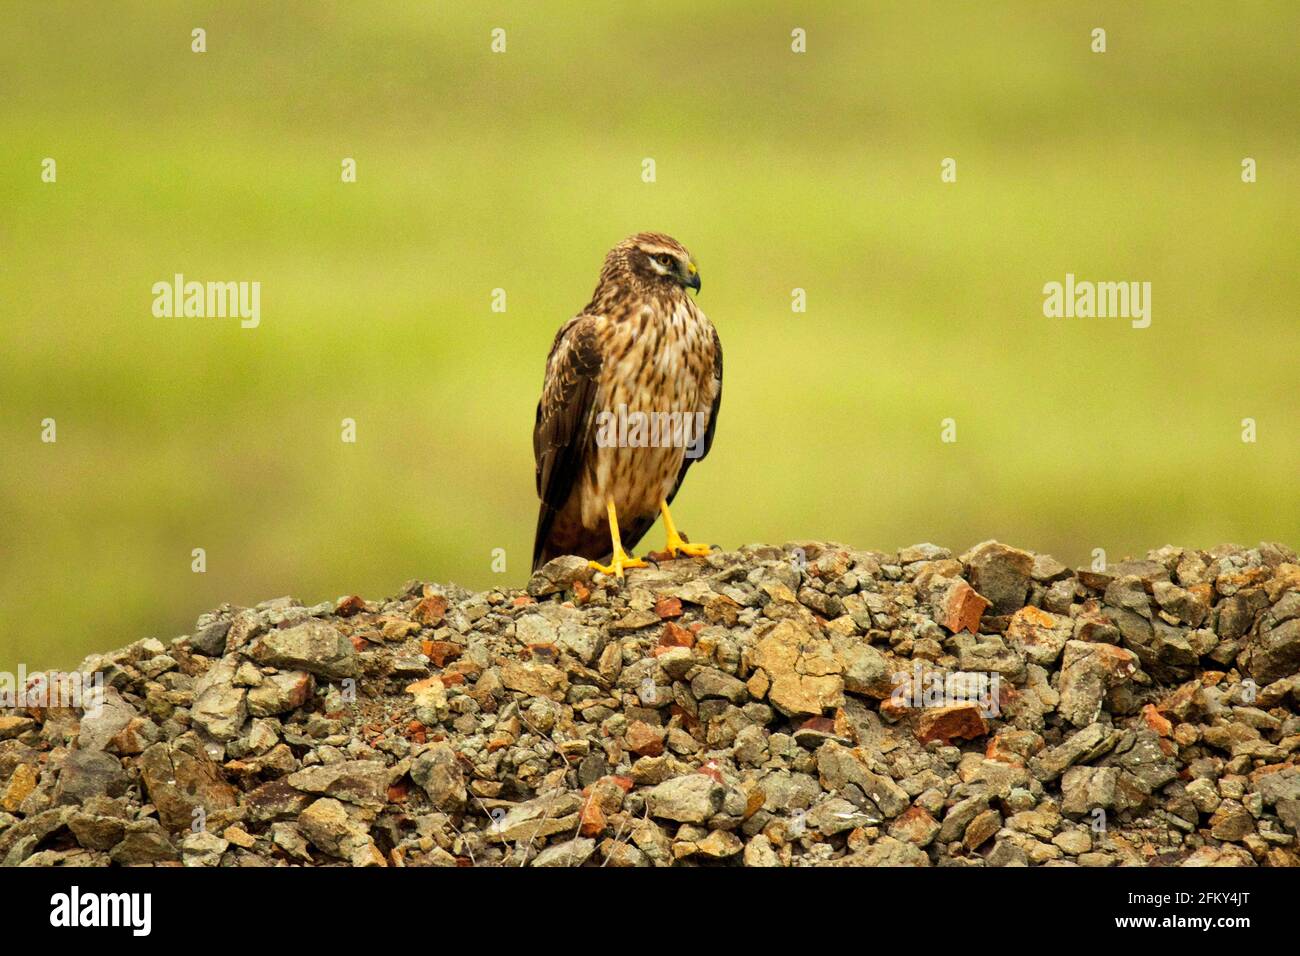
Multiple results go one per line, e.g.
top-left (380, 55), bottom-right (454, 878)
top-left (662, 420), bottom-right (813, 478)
top-left (2, 2), bottom-right (1297, 671)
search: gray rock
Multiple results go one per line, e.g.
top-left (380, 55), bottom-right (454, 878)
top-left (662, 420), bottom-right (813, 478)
top-left (830, 635), bottom-right (893, 696)
top-left (181, 830), bottom-right (229, 867)
top-left (75, 687), bottom-right (136, 752)
top-left (1061, 766), bottom-right (1119, 815)
top-left (1057, 640), bottom-right (1139, 727)
top-left (963, 541), bottom-right (1034, 615)
top-left (246, 671), bottom-right (314, 716)
top-left (191, 684), bottom-right (247, 741)
top-left (248, 621), bottom-right (358, 679)
top-left (1031, 724), bottom-right (1119, 781)
top-left (410, 743), bottom-right (466, 811)
top-left (297, 797), bottom-right (355, 857)
top-left (532, 837), bottom-right (595, 867)
top-left (556, 623), bottom-right (606, 665)
top-left (1244, 618), bottom-right (1300, 685)
top-left (286, 760), bottom-right (389, 809)
top-left (837, 835), bottom-right (929, 866)
top-left (139, 739), bottom-right (239, 831)
top-left (54, 750), bottom-right (127, 805)
top-left (690, 668), bottom-right (748, 704)
top-left (645, 774), bottom-right (724, 823)
top-left (189, 618), bottom-right (232, 656)
top-left (109, 819), bottom-right (178, 865)
top-left (527, 556), bottom-right (594, 597)
top-left (938, 794), bottom-right (990, 843)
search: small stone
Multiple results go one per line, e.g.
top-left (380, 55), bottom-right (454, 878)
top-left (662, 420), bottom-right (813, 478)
top-left (223, 825), bottom-right (257, 849)
top-left (286, 760), bottom-right (389, 809)
top-left (412, 593), bottom-right (449, 626)
top-left (410, 742), bottom-right (466, 811)
top-left (110, 819), bottom-right (178, 865)
top-left (1052, 829), bottom-right (1093, 855)
top-left (1005, 606), bottom-right (1072, 666)
top-left (2, 763), bottom-right (39, 812)
top-left (532, 837), bottom-right (596, 867)
top-left (140, 740), bottom-right (239, 831)
top-left (625, 720), bottom-right (666, 757)
top-left (1208, 801), bottom-right (1254, 842)
top-left (963, 808), bottom-right (1002, 850)
top-left (750, 620), bottom-right (844, 717)
top-left (271, 823), bottom-right (313, 862)
top-left (527, 556), bottom-right (594, 597)
top-left (500, 661), bottom-right (569, 700)
top-left (1244, 619), bottom-right (1300, 685)
top-left (830, 635), bottom-right (893, 697)
top-left (68, 810), bottom-right (126, 850)
top-left (1061, 765), bottom-right (1119, 815)
top-left (334, 594), bottom-right (367, 617)
top-left (646, 774), bottom-right (724, 824)
top-left (54, 750), bottom-right (128, 805)
top-left (929, 577), bottom-right (991, 635)
top-left (297, 797), bottom-right (353, 857)
top-left (0, 717), bottom-right (36, 741)
top-left (1152, 581), bottom-right (1209, 627)
top-left (900, 543), bottom-right (951, 564)
top-left (655, 595), bottom-right (683, 619)
top-left (693, 830), bottom-right (744, 859)
top-left (963, 541), bottom-right (1034, 615)
top-left (792, 716), bottom-right (849, 749)
top-left (915, 703), bottom-right (989, 745)
top-left (888, 806), bottom-right (941, 847)
top-left (1057, 640), bottom-right (1139, 727)
top-left (181, 830), bottom-right (229, 867)
top-left (1031, 553), bottom-right (1070, 582)
top-left (743, 834), bottom-right (782, 867)
top-left (75, 687), bottom-right (135, 751)
top-left (690, 668), bottom-right (748, 704)
top-left (246, 671), bottom-right (313, 717)
top-left (189, 618), bottom-right (233, 655)
top-left (248, 620), bottom-right (358, 679)
top-left (191, 684), bottom-right (247, 741)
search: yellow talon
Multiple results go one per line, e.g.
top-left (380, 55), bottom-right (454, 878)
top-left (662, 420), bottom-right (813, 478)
top-left (589, 552), bottom-right (649, 578)
top-left (589, 500), bottom-right (649, 579)
top-left (658, 500), bottom-right (715, 559)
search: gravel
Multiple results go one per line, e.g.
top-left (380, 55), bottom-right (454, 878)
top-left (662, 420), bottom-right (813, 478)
top-left (2, 538), bottom-right (1299, 867)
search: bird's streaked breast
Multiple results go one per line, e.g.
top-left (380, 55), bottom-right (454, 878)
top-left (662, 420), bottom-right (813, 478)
top-left (579, 298), bottom-right (717, 527)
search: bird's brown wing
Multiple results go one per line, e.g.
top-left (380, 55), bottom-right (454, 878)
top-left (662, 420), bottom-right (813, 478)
top-left (666, 324), bottom-right (723, 507)
top-left (532, 315), bottom-right (603, 570)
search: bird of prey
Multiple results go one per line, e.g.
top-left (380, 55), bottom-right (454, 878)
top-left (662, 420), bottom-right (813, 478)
top-left (532, 232), bottom-right (722, 578)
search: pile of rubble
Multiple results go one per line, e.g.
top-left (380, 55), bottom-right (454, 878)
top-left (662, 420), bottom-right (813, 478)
top-left (2, 539), bottom-right (1298, 867)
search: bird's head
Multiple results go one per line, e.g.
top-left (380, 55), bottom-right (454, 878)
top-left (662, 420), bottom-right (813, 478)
top-left (616, 232), bottom-right (701, 295)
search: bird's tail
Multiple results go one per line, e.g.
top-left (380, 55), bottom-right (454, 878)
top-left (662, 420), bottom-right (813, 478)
top-left (533, 502), bottom-right (635, 571)
top-left (531, 503), bottom-right (558, 571)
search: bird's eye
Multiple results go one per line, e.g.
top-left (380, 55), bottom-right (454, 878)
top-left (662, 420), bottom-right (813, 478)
top-left (656, 254), bottom-right (674, 267)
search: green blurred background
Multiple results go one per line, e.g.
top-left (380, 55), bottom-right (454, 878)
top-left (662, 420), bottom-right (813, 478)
top-left (2, 2), bottom-right (1297, 672)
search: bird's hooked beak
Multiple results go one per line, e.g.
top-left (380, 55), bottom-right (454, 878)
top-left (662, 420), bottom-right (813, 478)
top-left (685, 260), bottom-right (701, 293)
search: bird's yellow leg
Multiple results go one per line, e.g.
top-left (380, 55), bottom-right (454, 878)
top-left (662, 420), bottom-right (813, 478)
top-left (589, 499), bottom-right (649, 578)
top-left (658, 499), bottom-right (714, 558)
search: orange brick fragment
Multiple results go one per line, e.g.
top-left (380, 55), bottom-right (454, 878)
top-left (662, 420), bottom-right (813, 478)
top-left (655, 596), bottom-right (683, 619)
top-left (412, 594), bottom-right (448, 625)
top-left (659, 621), bottom-right (695, 648)
top-left (1142, 704), bottom-right (1173, 737)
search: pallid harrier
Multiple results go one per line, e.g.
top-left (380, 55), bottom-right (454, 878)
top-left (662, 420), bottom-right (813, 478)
top-left (532, 232), bottom-right (722, 577)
